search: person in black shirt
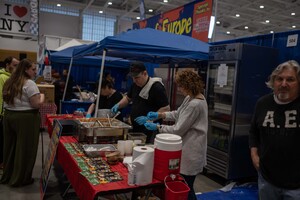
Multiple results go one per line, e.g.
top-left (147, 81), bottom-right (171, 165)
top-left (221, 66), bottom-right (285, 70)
top-left (249, 60), bottom-right (300, 199)
top-left (111, 62), bottom-right (170, 143)
top-left (86, 74), bottom-right (123, 120)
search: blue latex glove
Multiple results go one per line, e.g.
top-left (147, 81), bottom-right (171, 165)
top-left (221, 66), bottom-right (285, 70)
top-left (144, 122), bottom-right (159, 131)
top-left (111, 104), bottom-right (119, 114)
top-left (86, 113), bottom-right (91, 118)
top-left (147, 112), bottom-right (159, 120)
top-left (77, 108), bottom-right (85, 112)
top-left (134, 116), bottom-right (148, 125)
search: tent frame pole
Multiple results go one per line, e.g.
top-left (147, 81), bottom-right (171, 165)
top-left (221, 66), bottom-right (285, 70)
top-left (62, 57), bottom-right (73, 101)
top-left (94, 50), bottom-right (107, 118)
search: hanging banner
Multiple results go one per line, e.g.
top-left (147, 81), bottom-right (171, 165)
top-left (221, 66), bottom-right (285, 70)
top-left (29, 0), bottom-right (39, 36)
top-left (133, 0), bottom-right (212, 42)
top-left (0, 0), bottom-right (38, 37)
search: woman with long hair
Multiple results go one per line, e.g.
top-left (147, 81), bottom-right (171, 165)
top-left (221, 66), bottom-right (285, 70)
top-left (0, 59), bottom-right (44, 187)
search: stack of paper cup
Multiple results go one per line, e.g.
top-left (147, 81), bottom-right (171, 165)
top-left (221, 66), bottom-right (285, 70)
top-left (117, 140), bottom-right (126, 156)
top-left (125, 140), bottom-right (133, 156)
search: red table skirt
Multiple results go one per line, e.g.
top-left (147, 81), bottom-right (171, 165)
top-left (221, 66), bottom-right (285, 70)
top-left (57, 136), bottom-right (163, 200)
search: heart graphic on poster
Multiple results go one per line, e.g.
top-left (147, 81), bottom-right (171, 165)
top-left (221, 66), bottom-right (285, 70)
top-left (13, 6), bottom-right (28, 18)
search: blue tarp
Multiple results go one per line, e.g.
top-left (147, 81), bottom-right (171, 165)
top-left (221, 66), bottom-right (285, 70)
top-left (211, 29), bottom-right (300, 64)
top-left (197, 183), bottom-right (258, 200)
top-left (72, 28), bottom-right (209, 65)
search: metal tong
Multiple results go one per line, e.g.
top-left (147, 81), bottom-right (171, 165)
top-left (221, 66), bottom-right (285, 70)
top-left (111, 111), bottom-right (121, 122)
top-left (107, 114), bottom-right (112, 127)
top-left (93, 119), bottom-right (104, 127)
top-left (107, 111), bottom-right (121, 127)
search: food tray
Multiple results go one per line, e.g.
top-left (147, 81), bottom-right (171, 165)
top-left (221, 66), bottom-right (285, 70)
top-left (82, 144), bottom-right (116, 157)
top-left (78, 118), bottom-right (132, 129)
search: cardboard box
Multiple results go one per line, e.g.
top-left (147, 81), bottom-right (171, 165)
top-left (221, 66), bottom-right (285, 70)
top-left (37, 84), bottom-right (55, 103)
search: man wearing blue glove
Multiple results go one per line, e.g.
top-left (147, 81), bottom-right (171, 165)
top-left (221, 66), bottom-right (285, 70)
top-left (111, 62), bottom-right (169, 143)
top-left (144, 70), bottom-right (208, 200)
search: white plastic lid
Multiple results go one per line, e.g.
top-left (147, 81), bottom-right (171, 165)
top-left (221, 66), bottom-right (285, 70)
top-left (155, 133), bottom-right (181, 143)
top-left (154, 133), bottom-right (182, 151)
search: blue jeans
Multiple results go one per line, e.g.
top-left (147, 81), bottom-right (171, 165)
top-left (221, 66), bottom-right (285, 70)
top-left (258, 172), bottom-right (300, 200)
top-left (180, 174), bottom-right (197, 200)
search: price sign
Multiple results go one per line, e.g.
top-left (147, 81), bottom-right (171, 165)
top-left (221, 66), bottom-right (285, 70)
top-left (286, 34), bottom-right (298, 47)
top-left (40, 119), bottom-right (62, 200)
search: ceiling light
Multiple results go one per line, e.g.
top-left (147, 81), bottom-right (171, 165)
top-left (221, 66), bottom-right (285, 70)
top-left (57, 4), bottom-right (61, 7)
top-left (244, 26), bottom-right (248, 29)
top-left (291, 12), bottom-right (295, 16)
top-left (136, 16), bottom-right (140, 20)
top-left (270, 31), bottom-right (274, 33)
top-left (99, 10), bottom-right (103, 14)
top-left (265, 20), bottom-right (270, 23)
top-left (149, 9), bottom-right (153, 12)
top-left (226, 31), bottom-right (230, 34)
top-left (163, 0), bottom-right (168, 2)
top-left (235, 14), bottom-right (240, 17)
top-left (216, 21), bottom-right (220, 24)
top-left (259, 5), bottom-right (264, 9)
top-left (108, 2), bottom-right (112, 5)
top-left (292, 25), bottom-right (296, 28)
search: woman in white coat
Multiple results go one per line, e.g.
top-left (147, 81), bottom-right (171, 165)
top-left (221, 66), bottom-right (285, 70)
top-left (144, 69), bottom-right (208, 200)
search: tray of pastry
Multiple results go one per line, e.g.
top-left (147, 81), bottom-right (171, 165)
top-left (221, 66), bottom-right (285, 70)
top-left (82, 144), bottom-right (117, 157)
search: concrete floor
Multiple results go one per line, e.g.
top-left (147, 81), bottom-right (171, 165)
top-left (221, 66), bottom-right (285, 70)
top-left (0, 131), bottom-right (224, 200)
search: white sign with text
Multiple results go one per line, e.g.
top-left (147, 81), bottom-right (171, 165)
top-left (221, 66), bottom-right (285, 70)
top-left (286, 34), bottom-right (298, 47)
top-left (0, 2), bottom-right (31, 35)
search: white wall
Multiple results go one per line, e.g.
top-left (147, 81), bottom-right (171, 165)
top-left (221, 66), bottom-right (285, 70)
top-left (39, 12), bottom-right (81, 39)
top-left (0, 12), bottom-right (82, 57)
top-left (0, 38), bottom-right (37, 52)
top-left (117, 18), bottom-right (135, 33)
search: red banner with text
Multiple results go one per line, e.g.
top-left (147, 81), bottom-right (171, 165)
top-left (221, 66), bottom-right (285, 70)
top-left (133, 0), bottom-right (213, 42)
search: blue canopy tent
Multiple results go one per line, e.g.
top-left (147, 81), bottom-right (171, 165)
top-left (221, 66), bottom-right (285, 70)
top-left (49, 44), bottom-right (130, 101)
top-left (68, 28), bottom-right (210, 116)
top-left (55, 28), bottom-right (209, 116)
top-left (73, 28), bottom-right (209, 65)
top-left (50, 44), bottom-right (129, 68)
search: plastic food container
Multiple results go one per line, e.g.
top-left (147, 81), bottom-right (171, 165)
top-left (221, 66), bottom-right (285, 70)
top-left (82, 144), bottom-right (116, 157)
top-left (127, 132), bottom-right (147, 144)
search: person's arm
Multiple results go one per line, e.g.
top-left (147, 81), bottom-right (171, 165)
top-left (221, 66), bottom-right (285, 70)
top-left (30, 93), bottom-right (45, 109)
top-left (157, 105), bottom-right (170, 113)
top-left (154, 111), bottom-right (167, 120)
top-left (250, 147), bottom-right (260, 170)
top-left (117, 95), bottom-right (130, 109)
top-left (249, 100), bottom-right (261, 171)
top-left (86, 103), bottom-right (95, 115)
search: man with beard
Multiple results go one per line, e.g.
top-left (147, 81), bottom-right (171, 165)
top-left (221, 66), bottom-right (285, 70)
top-left (249, 60), bottom-right (300, 200)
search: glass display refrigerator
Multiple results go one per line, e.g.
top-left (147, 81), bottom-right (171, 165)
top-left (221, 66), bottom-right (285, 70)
top-left (205, 43), bottom-right (278, 180)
